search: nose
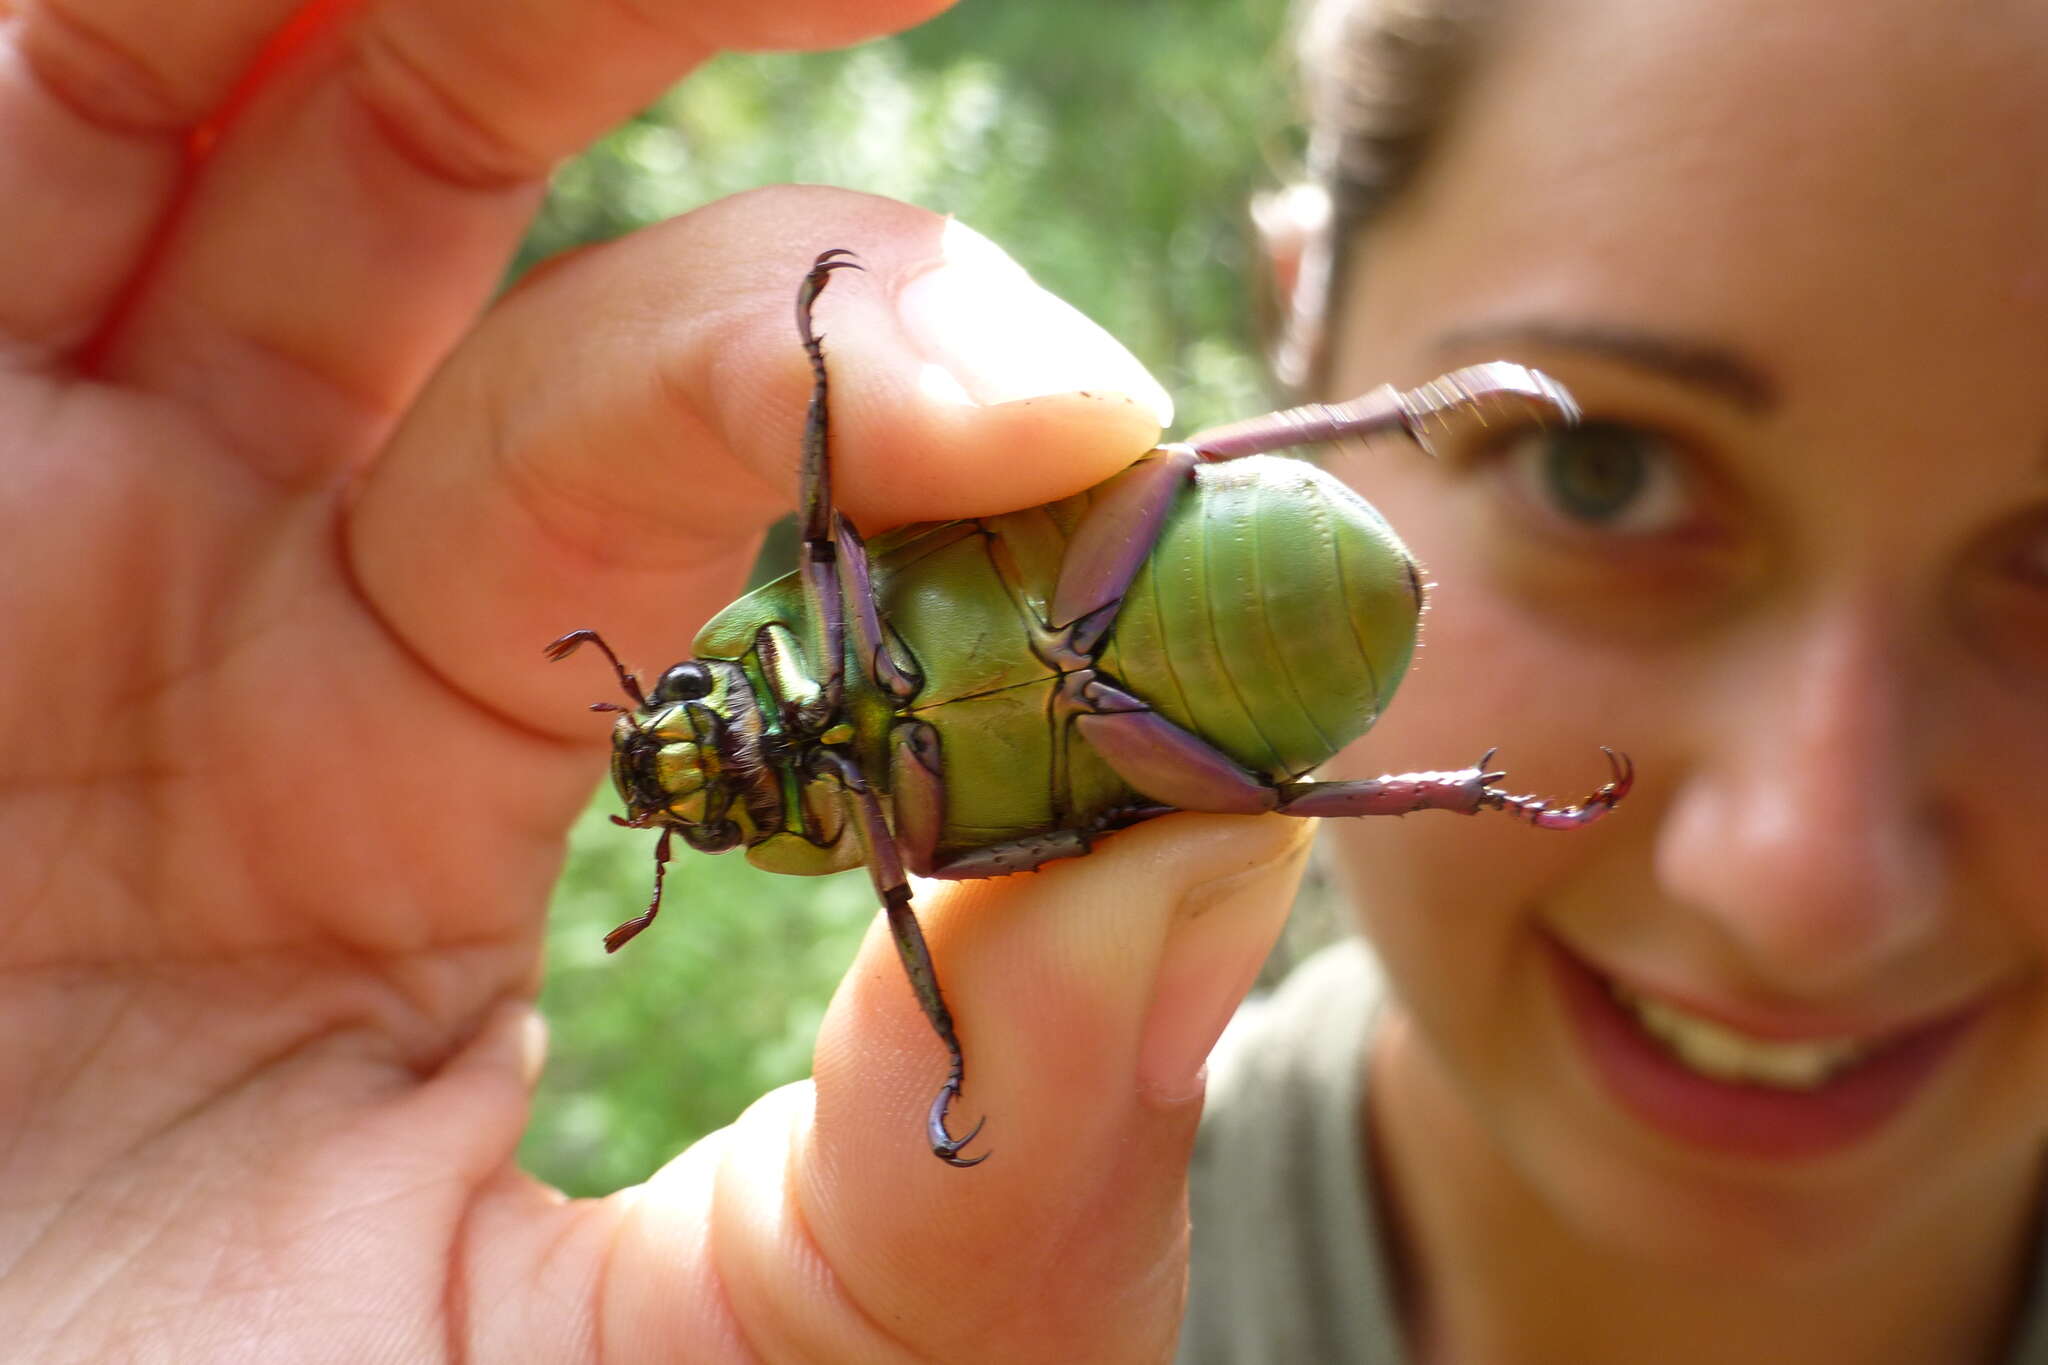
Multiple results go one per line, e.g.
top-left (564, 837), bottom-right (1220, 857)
top-left (1654, 598), bottom-right (1946, 995)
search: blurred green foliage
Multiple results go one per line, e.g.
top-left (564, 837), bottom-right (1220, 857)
top-left (522, 0), bottom-right (1302, 1197)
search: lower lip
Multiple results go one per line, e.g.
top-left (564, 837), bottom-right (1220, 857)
top-left (1546, 939), bottom-right (1979, 1161)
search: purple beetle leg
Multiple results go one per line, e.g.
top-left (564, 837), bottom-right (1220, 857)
top-left (813, 748), bottom-right (988, 1168)
top-left (1071, 676), bottom-right (1633, 834)
top-left (1046, 445), bottom-right (1201, 633)
top-left (794, 250), bottom-right (865, 718)
top-left (1186, 382), bottom-right (1407, 460)
top-left (837, 514), bottom-right (922, 701)
top-left (1073, 705), bottom-right (1281, 815)
top-left (925, 830), bottom-right (1096, 880)
top-left (1275, 747), bottom-right (1634, 829)
top-left (888, 721), bottom-right (945, 877)
top-left (1272, 767), bottom-right (1497, 817)
top-left (1476, 747), bottom-right (1635, 830)
top-left (1184, 362), bottom-right (1581, 462)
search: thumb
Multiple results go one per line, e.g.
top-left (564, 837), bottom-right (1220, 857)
top-left (655, 813), bottom-right (1312, 1363)
top-left (348, 185), bottom-right (1170, 743)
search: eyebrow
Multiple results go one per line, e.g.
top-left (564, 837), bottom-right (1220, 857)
top-left (1431, 321), bottom-right (1779, 415)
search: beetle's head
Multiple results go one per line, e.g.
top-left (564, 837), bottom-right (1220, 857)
top-left (604, 658), bottom-right (769, 853)
top-left (546, 630), bottom-right (788, 854)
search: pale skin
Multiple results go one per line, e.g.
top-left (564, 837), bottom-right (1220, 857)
top-left (1301, 0), bottom-right (2048, 1360)
top-left (0, 2), bottom-right (1330, 1362)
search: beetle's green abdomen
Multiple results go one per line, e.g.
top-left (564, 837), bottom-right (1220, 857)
top-left (1100, 455), bottom-right (1420, 779)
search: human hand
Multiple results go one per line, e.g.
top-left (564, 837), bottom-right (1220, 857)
top-left (1, 4), bottom-right (1313, 1360)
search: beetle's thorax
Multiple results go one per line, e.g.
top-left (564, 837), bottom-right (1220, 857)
top-left (609, 658), bottom-right (782, 853)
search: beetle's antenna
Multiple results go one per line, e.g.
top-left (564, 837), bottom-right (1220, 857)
top-left (545, 629), bottom-right (647, 710)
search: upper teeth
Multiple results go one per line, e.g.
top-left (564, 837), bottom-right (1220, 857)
top-left (1616, 987), bottom-right (1872, 1089)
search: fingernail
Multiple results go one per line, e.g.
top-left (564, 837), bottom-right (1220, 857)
top-left (894, 219), bottom-right (1174, 424)
top-left (1136, 824), bottom-right (1314, 1103)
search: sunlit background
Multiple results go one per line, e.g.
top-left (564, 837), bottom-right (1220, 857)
top-left (517, 0), bottom-right (1352, 1196)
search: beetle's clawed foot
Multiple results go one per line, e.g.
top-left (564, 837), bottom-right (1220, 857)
top-left (1481, 747), bottom-right (1634, 829)
top-left (928, 1075), bottom-right (989, 1168)
top-left (812, 246), bottom-right (863, 272)
top-left (798, 248), bottom-right (865, 331)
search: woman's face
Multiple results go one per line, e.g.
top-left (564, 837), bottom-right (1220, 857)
top-left (1321, 0), bottom-right (2048, 1266)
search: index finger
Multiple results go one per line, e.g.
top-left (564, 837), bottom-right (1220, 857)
top-left (347, 187), bottom-right (1172, 736)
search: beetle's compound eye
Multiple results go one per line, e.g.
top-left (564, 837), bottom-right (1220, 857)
top-left (652, 661), bottom-right (715, 704)
top-left (682, 819), bottom-right (742, 853)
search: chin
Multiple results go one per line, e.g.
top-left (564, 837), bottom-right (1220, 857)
top-left (1521, 1125), bottom-right (1915, 1280)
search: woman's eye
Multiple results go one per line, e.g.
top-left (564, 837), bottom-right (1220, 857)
top-left (1499, 420), bottom-right (1691, 536)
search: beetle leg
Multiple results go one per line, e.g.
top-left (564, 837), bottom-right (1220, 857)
top-left (794, 250), bottom-right (865, 717)
top-left (751, 622), bottom-right (836, 734)
top-left (793, 252), bottom-right (925, 712)
top-left (1074, 678), bottom-right (1632, 831)
top-left (837, 515), bottom-right (922, 701)
top-left (1074, 701), bottom-right (1282, 814)
top-left (1477, 747), bottom-right (1634, 829)
top-left (1045, 446), bottom-right (1200, 632)
top-left (888, 721), bottom-right (946, 876)
top-left (1183, 362), bottom-right (1580, 461)
top-left (812, 748), bottom-right (989, 1168)
top-left (1273, 747), bottom-right (1634, 827)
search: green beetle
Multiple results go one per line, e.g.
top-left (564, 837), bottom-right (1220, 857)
top-left (551, 249), bottom-right (1632, 1166)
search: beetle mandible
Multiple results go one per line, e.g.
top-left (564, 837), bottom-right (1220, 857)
top-left (550, 249), bottom-right (1633, 1168)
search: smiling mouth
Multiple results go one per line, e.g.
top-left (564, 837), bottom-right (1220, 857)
top-left (1608, 984), bottom-right (1871, 1089)
top-left (1546, 937), bottom-right (1985, 1160)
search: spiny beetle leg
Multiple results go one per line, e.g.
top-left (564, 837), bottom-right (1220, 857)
top-left (814, 749), bottom-right (988, 1166)
top-left (794, 250), bottom-right (867, 722)
top-left (1475, 747), bottom-right (1635, 829)
top-left (795, 247), bottom-right (866, 550)
top-left (794, 252), bottom-right (923, 722)
top-left (890, 889), bottom-right (987, 1167)
top-left (1273, 767), bottom-right (1498, 818)
top-left (1070, 681), bottom-right (1632, 832)
top-left (1183, 361), bottom-right (1580, 461)
top-left (1275, 747), bottom-right (1633, 827)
